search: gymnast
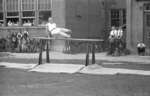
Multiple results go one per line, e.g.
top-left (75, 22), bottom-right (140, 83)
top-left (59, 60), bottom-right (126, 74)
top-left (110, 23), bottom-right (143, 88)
top-left (46, 17), bottom-right (71, 38)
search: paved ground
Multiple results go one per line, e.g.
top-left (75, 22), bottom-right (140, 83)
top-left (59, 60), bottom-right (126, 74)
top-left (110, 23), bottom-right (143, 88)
top-left (0, 52), bottom-right (150, 96)
top-left (0, 67), bottom-right (150, 96)
top-left (1, 51), bottom-right (150, 64)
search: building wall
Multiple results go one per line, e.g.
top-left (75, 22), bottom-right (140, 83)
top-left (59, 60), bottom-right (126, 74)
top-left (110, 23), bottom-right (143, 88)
top-left (105, 0), bottom-right (126, 9)
top-left (52, 0), bottom-right (66, 27)
top-left (0, 0), bottom-right (127, 52)
top-left (51, 0), bottom-right (66, 51)
top-left (126, 0), bottom-right (149, 53)
top-left (65, 0), bottom-right (105, 39)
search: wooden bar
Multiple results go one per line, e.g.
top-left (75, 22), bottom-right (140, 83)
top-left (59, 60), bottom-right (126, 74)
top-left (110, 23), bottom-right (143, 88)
top-left (32, 37), bottom-right (104, 42)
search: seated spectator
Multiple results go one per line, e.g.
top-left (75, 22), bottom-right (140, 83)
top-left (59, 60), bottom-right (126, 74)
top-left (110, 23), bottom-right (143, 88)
top-left (0, 22), bottom-right (2, 27)
top-left (13, 21), bottom-right (19, 26)
top-left (7, 20), bottom-right (13, 27)
top-left (23, 20), bottom-right (32, 26)
top-left (137, 42), bottom-right (146, 56)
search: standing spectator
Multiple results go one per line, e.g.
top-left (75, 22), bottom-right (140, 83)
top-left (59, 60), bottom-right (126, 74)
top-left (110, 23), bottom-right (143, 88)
top-left (23, 30), bottom-right (29, 40)
top-left (17, 32), bottom-right (23, 52)
top-left (108, 26), bottom-right (117, 55)
top-left (10, 32), bottom-right (18, 51)
top-left (115, 27), bottom-right (124, 55)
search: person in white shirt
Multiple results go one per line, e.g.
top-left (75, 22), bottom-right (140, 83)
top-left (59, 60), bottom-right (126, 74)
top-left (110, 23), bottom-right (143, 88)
top-left (109, 26), bottom-right (117, 40)
top-left (108, 26), bottom-right (117, 55)
top-left (46, 18), bottom-right (71, 38)
top-left (116, 27), bottom-right (124, 55)
top-left (117, 27), bottom-right (123, 39)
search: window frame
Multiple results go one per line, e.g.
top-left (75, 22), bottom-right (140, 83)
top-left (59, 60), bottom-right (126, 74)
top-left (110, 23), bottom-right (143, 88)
top-left (110, 9), bottom-right (126, 27)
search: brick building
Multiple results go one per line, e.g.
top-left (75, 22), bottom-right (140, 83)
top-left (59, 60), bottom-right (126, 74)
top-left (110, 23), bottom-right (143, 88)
top-left (0, 0), bottom-right (126, 51)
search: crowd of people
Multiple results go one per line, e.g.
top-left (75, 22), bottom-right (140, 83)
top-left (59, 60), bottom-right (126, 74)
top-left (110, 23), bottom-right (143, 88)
top-left (7, 20), bottom-right (19, 27)
top-left (7, 20), bottom-right (34, 27)
top-left (1, 17), bottom-right (147, 55)
top-left (108, 26), bottom-right (147, 56)
top-left (3, 30), bottom-right (40, 52)
top-left (107, 26), bottom-right (126, 56)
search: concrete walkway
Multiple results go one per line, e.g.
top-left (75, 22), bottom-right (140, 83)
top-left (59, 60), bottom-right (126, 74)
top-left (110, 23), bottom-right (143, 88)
top-left (1, 52), bottom-right (150, 75)
top-left (5, 52), bottom-right (150, 64)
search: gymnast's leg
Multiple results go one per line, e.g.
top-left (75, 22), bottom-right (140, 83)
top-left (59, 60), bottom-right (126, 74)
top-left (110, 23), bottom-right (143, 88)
top-left (58, 32), bottom-right (71, 38)
top-left (51, 28), bottom-right (71, 38)
top-left (59, 28), bottom-right (72, 33)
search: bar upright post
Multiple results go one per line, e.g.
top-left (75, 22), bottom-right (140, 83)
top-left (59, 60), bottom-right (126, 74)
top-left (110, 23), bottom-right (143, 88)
top-left (38, 40), bottom-right (43, 65)
top-left (92, 43), bottom-right (95, 64)
top-left (46, 40), bottom-right (50, 63)
top-left (85, 42), bottom-right (90, 66)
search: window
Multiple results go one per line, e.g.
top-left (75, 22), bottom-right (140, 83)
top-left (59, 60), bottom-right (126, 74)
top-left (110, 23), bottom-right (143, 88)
top-left (39, 11), bottom-right (51, 25)
top-left (0, 12), bottom-right (3, 20)
top-left (22, 11), bottom-right (35, 26)
top-left (146, 14), bottom-right (150, 27)
top-left (144, 3), bottom-right (150, 10)
top-left (38, 0), bottom-right (52, 26)
top-left (110, 9), bottom-right (126, 27)
top-left (6, 0), bottom-right (19, 26)
top-left (21, 0), bottom-right (36, 26)
top-left (0, 0), bottom-right (52, 27)
top-left (0, 12), bottom-right (3, 27)
top-left (22, 11), bottom-right (35, 17)
top-left (123, 9), bottom-right (126, 25)
top-left (111, 9), bottom-right (120, 27)
top-left (7, 12), bottom-right (19, 17)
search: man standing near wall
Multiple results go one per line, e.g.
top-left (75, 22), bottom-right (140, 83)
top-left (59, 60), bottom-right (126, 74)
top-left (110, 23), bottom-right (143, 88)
top-left (108, 26), bottom-right (117, 56)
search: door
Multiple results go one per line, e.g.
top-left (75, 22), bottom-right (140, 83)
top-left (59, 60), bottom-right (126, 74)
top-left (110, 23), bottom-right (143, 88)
top-left (144, 12), bottom-right (150, 48)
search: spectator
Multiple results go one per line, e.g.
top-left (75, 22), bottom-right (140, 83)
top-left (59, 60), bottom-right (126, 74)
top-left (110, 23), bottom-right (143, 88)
top-left (115, 27), bottom-right (124, 56)
top-left (108, 26), bottom-right (117, 55)
top-left (7, 20), bottom-right (13, 26)
top-left (137, 42), bottom-right (146, 56)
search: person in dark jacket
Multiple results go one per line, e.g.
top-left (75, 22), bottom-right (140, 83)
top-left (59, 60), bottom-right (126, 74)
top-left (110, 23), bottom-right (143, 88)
top-left (137, 42), bottom-right (146, 56)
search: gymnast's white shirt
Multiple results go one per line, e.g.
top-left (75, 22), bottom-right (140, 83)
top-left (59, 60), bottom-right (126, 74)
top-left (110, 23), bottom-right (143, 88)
top-left (46, 23), bottom-right (57, 32)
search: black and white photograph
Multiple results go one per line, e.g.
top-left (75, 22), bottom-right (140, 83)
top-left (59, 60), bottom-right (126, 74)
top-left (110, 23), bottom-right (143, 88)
top-left (0, 0), bottom-right (150, 96)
